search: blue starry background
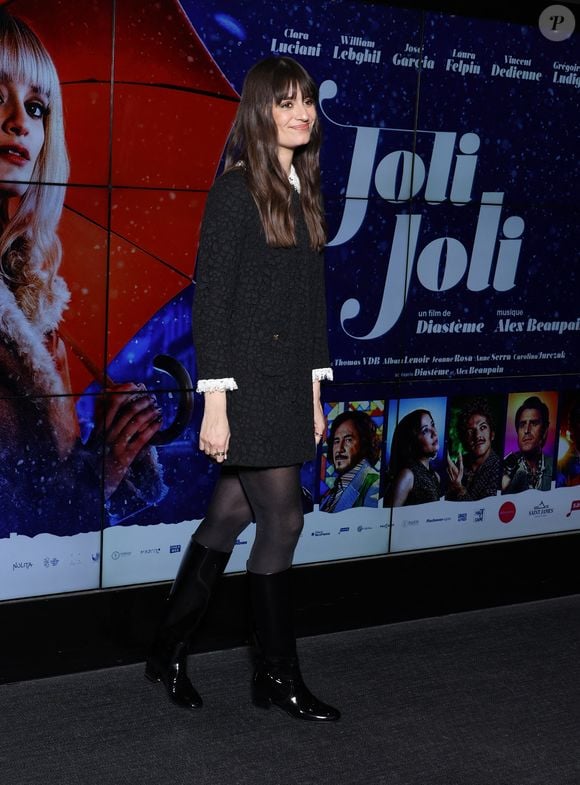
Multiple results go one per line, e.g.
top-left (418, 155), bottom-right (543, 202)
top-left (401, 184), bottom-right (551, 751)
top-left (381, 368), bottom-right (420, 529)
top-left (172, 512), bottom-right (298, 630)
top-left (184, 0), bottom-right (579, 389)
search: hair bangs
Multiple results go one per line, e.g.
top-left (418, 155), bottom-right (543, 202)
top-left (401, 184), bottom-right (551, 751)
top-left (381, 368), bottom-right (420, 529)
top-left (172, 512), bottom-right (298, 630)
top-left (271, 60), bottom-right (318, 104)
top-left (0, 14), bottom-right (59, 102)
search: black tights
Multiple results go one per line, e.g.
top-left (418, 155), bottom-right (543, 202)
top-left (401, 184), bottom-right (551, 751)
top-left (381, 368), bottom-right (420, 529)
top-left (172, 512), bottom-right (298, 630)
top-left (193, 465), bottom-right (304, 575)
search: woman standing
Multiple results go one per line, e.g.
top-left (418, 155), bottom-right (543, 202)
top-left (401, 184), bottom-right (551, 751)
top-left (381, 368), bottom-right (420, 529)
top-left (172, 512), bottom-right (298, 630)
top-left (386, 409), bottom-right (441, 507)
top-left (146, 56), bottom-right (339, 722)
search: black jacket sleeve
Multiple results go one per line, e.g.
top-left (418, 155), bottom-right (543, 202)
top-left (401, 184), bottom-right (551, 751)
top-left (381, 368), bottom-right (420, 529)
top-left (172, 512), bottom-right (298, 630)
top-left (193, 170), bottom-right (249, 383)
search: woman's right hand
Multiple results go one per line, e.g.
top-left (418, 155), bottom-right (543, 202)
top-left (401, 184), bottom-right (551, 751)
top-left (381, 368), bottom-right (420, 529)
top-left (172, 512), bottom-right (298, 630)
top-left (199, 391), bottom-right (230, 463)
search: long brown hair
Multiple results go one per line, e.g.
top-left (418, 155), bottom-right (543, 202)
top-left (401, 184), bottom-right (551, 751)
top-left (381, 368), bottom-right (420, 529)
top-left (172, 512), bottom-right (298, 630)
top-left (388, 409), bottom-right (435, 478)
top-left (223, 56), bottom-right (326, 251)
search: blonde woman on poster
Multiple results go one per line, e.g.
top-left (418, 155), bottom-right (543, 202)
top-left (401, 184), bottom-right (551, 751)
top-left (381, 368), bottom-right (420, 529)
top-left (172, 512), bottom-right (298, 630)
top-left (0, 10), bottom-right (165, 538)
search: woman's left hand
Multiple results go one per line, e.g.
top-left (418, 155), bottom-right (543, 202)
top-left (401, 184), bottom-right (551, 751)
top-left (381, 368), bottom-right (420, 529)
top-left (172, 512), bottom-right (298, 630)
top-left (199, 391), bottom-right (230, 463)
top-left (313, 399), bottom-right (326, 446)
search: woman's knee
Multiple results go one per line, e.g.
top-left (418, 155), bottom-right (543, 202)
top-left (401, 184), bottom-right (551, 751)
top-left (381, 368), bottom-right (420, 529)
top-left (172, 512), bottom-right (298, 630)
top-left (282, 514), bottom-right (304, 544)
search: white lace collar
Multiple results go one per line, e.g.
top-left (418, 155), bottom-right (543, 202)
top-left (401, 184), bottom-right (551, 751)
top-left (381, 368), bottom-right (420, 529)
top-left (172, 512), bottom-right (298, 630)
top-left (288, 164), bottom-right (301, 193)
top-left (236, 159), bottom-right (300, 193)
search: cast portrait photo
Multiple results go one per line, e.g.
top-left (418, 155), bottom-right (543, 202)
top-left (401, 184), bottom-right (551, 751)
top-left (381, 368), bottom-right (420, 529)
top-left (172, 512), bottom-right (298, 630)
top-left (445, 396), bottom-right (503, 501)
top-left (385, 401), bottom-right (445, 508)
top-left (556, 392), bottom-right (580, 488)
top-left (319, 407), bottom-right (381, 513)
top-left (502, 393), bottom-right (557, 494)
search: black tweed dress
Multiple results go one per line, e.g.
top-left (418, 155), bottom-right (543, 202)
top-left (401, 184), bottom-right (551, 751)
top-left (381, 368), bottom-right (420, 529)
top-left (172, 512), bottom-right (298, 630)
top-left (193, 168), bottom-right (331, 467)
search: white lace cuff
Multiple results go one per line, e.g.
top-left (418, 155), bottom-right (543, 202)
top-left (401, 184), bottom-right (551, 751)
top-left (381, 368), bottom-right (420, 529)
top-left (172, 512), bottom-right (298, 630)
top-left (312, 367), bottom-right (333, 382)
top-left (196, 377), bottom-right (238, 393)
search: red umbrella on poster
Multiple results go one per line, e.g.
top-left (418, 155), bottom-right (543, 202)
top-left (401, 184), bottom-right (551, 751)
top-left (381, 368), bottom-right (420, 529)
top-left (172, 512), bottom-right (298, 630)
top-left (4, 0), bottom-right (239, 395)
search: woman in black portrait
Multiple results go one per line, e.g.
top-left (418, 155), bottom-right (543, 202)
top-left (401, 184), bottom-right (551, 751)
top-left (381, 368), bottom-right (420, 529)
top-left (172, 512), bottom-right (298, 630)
top-left (146, 57), bottom-right (339, 722)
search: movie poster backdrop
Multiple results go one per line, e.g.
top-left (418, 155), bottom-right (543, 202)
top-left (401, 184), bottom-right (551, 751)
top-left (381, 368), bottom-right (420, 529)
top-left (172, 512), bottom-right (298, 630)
top-left (0, 0), bottom-right (579, 599)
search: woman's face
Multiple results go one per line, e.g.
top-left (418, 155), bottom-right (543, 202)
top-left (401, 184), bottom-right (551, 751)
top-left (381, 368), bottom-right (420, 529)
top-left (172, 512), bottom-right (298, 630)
top-left (416, 413), bottom-right (439, 458)
top-left (0, 79), bottom-right (47, 197)
top-left (272, 86), bottom-right (316, 158)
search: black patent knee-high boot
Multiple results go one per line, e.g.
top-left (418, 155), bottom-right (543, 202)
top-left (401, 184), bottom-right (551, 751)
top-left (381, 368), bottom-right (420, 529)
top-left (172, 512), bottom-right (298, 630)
top-left (145, 539), bottom-right (230, 709)
top-left (248, 568), bottom-right (340, 721)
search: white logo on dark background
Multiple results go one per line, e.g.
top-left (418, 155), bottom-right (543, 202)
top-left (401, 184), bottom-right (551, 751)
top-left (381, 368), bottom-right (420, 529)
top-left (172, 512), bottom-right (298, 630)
top-left (539, 5), bottom-right (576, 41)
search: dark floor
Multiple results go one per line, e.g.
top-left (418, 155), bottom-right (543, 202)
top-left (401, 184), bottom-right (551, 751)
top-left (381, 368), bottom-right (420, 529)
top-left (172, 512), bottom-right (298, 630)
top-left (1, 594), bottom-right (580, 785)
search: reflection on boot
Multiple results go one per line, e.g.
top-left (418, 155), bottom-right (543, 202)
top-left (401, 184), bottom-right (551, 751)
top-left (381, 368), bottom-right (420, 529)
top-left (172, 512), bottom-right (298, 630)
top-left (248, 568), bottom-right (340, 722)
top-left (145, 538), bottom-right (230, 709)
top-left (145, 636), bottom-right (203, 709)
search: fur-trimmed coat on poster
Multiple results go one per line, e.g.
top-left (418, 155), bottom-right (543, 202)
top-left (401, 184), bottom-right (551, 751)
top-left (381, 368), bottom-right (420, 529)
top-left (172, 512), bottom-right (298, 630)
top-left (0, 275), bottom-right (165, 538)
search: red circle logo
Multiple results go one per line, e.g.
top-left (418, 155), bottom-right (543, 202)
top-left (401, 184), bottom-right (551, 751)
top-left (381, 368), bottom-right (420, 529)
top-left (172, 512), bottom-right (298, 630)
top-left (499, 501), bottom-right (516, 523)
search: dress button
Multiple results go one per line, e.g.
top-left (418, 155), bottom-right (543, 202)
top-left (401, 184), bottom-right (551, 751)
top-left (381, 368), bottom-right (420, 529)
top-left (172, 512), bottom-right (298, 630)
top-left (272, 334), bottom-right (279, 341)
